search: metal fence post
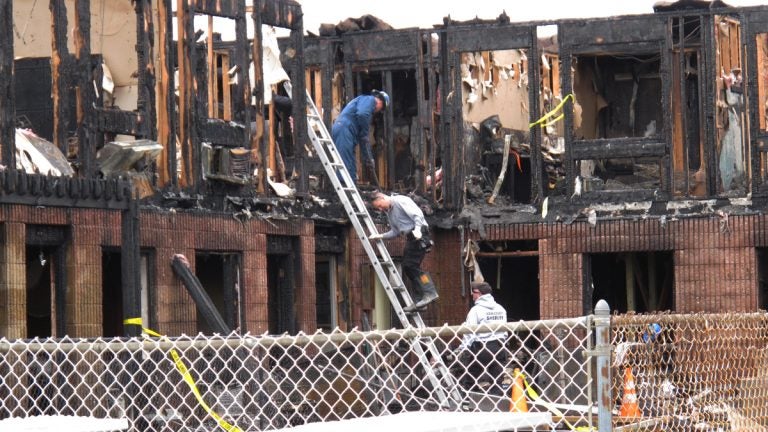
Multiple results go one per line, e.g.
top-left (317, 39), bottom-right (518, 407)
top-left (594, 299), bottom-right (612, 432)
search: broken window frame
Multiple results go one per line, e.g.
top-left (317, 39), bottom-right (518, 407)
top-left (712, 13), bottom-right (749, 197)
top-left (280, 35), bottom-right (337, 185)
top-left (173, 1), bottom-right (251, 190)
top-left (560, 15), bottom-right (672, 202)
top-left (337, 28), bottom-right (428, 191)
top-left (441, 22), bottom-right (542, 209)
top-left (252, 1), bottom-right (308, 194)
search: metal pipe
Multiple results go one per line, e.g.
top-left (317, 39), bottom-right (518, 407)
top-left (0, 317), bottom-right (589, 354)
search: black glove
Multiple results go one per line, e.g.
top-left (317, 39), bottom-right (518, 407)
top-left (418, 237), bottom-right (434, 253)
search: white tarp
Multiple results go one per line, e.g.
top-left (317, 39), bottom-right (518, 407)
top-left (0, 415), bottom-right (129, 432)
top-left (273, 411), bottom-right (552, 432)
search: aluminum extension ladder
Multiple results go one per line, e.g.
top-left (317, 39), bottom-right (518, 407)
top-left (286, 83), bottom-right (464, 409)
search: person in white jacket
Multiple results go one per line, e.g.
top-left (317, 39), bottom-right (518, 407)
top-left (457, 281), bottom-right (508, 394)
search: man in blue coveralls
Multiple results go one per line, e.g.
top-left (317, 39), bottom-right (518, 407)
top-left (331, 90), bottom-right (390, 186)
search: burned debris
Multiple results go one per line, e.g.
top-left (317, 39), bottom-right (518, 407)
top-left (2, 0), bottom-right (768, 348)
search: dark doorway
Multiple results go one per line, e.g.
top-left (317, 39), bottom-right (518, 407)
top-left (587, 251), bottom-right (674, 313)
top-left (758, 249), bottom-right (768, 310)
top-left (102, 249), bottom-right (123, 337)
top-left (267, 253), bottom-right (296, 334)
top-left (26, 246), bottom-right (55, 338)
top-left (25, 225), bottom-right (68, 338)
top-left (476, 241), bottom-right (540, 321)
top-left (315, 256), bottom-right (337, 332)
top-left (194, 252), bottom-right (241, 333)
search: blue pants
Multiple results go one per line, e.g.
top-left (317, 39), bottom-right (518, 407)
top-left (331, 119), bottom-right (357, 184)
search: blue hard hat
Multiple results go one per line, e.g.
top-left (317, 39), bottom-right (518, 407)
top-left (373, 90), bottom-right (390, 108)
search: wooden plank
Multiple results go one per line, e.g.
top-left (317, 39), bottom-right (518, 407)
top-left (551, 56), bottom-right (560, 96)
top-left (671, 51), bottom-right (685, 183)
top-left (50, 0), bottom-right (71, 154)
top-left (571, 138), bottom-right (667, 159)
top-left (314, 69), bottom-right (323, 110)
top-left (759, 33), bottom-right (768, 131)
top-left (222, 54), bottom-right (232, 120)
top-left (136, 0), bottom-right (157, 141)
top-left (156, 0), bottom-right (175, 186)
top-left (208, 16), bottom-right (215, 118)
top-left (251, 8), bottom-right (266, 193)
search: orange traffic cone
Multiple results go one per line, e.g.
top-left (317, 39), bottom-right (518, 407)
top-left (509, 368), bottom-right (528, 413)
top-left (619, 366), bottom-right (642, 418)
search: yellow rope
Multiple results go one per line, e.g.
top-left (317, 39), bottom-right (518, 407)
top-left (124, 318), bottom-right (243, 432)
top-left (529, 94), bottom-right (573, 129)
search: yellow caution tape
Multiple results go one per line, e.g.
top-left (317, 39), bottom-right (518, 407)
top-left (529, 94), bottom-right (574, 129)
top-left (516, 369), bottom-right (596, 432)
top-left (124, 318), bottom-right (243, 432)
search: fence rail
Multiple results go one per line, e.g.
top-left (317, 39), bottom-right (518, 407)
top-left (2, 308), bottom-right (768, 431)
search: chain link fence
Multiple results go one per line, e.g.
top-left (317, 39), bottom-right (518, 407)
top-left (611, 312), bottom-right (768, 431)
top-left (0, 317), bottom-right (592, 431)
top-left (5, 310), bottom-right (767, 431)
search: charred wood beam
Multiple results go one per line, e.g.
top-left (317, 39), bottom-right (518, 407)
top-left (199, 120), bottom-right (247, 147)
top-left (570, 138), bottom-right (667, 159)
top-left (135, 0), bottom-right (157, 142)
top-left (574, 189), bottom-right (658, 203)
top-left (257, 0), bottom-right (303, 30)
top-left (426, 32), bottom-right (438, 200)
top-left (559, 16), bottom-right (666, 49)
top-left (439, 20), bottom-right (458, 209)
top-left (171, 254), bottom-right (231, 334)
top-left (157, 0), bottom-right (177, 187)
top-left (0, 170), bottom-right (132, 209)
top-left (415, 31), bottom-right (427, 194)
top-left (50, 0), bottom-right (73, 155)
top-left (177, 0), bottom-right (198, 189)
top-left (660, 37), bottom-right (673, 200)
top-left (251, 7), bottom-right (267, 193)
top-left (291, 21), bottom-right (309, 195)
top-left (121, 194), bottom-right (141, 337)
top-left (94, 108), bottom-right (150, 137)
top-left (527, 27), bottom-right (543, 203)
top-left (232, 1), bottom-right (249, 127)
top-left (342, 31), bottom-right (420, 62)
top-left (561, 41), bottom-right (576, 196)
top-left (0, 0), bottom-right (14, 167)
top-left (445, 26), bottom-right (531, 53)
top-left (74, 0), bottom-right (96, 177)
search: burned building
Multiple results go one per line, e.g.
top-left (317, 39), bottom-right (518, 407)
top-left (1, 0), bottom-right (768, 341)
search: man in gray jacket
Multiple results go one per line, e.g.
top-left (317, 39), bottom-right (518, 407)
top-left (368, 191), bottom-right (437, 311)
top-left (457, 281), bottom-right (508, 394)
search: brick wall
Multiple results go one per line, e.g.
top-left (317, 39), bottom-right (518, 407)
top-left (0, 200), bottom-right (764, 339)
top-left (140, 210), bottom-right (316, 336)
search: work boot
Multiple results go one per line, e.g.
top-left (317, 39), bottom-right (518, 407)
top-left (408, 273), bottom-right (438, 309)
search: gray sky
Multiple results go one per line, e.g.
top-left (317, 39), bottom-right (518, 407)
top-left (296, 0), bottom-right (766, 34)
